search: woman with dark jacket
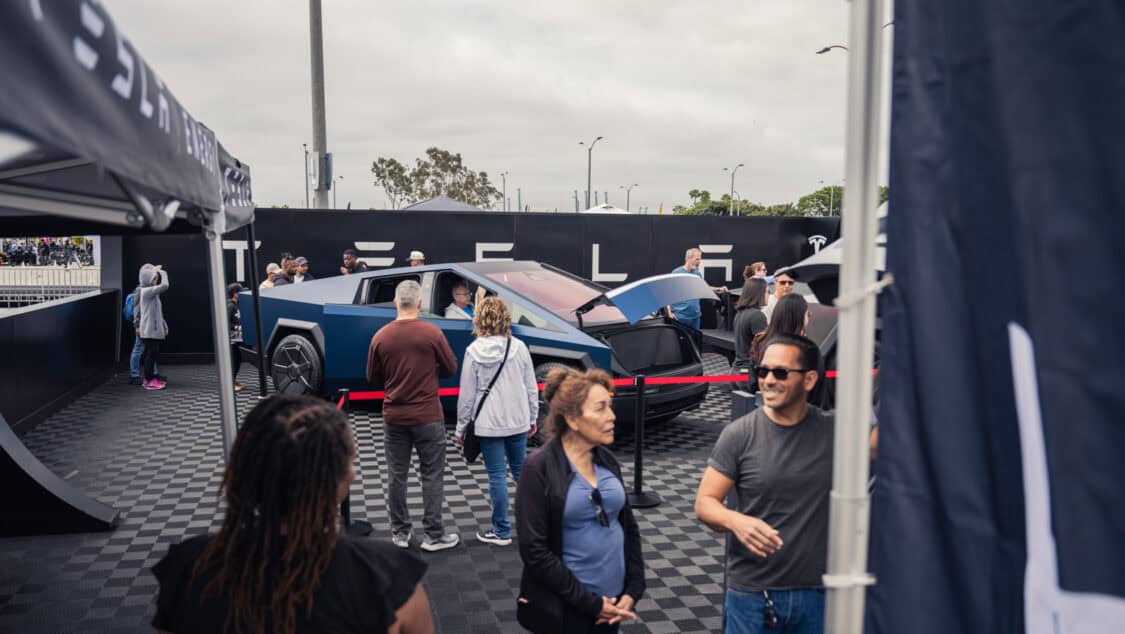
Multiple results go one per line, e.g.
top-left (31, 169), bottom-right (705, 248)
top-left (731, 277), bottom-right (769, 375)
top-left (515, 368), bottom-right (644, 633)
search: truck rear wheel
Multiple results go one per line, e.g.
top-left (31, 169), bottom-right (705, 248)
top-left (270, 333), bottom-right (323, 396)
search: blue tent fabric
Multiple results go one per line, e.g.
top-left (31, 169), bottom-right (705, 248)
top-left (868, 1), bottom-right (1125, 632)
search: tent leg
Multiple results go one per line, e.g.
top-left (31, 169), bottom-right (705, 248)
top-left (205, 231), bottom-right (239, 461)
top-left (824, 0), bottom-right (885, 632)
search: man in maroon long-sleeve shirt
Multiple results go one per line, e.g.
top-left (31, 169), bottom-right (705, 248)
top-left (366, 279), bottom-right (459, 552)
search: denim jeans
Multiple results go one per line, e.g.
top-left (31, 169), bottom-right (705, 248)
top-left (477, 433), bottom-right (527, 538)
top-left (129, 335), bottom-right (159, 378)
top-left (724, 588), bottom-right (825, 634)
top-left (383, 421), bottom-right (447, 539)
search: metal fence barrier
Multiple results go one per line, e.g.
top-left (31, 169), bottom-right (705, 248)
top-left (0, 266), bottom-right (101, 308)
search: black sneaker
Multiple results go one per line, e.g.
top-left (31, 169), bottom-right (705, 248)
top-left (128, 376), bottom-right (143, 385)
top-left (476, 530), bottom-right (512, 546)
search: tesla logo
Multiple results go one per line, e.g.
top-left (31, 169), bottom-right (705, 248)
top-left (808, 235), bottom-right (828, 253)
top-left (699, 244), bottom-right (733, 282)
top-left (591, 244), bottom-right (627, 283)
top-left (354, 241), bottom-right (396, 268)
top-left (221, 240), bottom-right (262, 281)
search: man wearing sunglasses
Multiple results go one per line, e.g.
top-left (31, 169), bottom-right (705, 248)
top-left (761, 272), bottom-right (796, 323)
top-left (694, 334), bottom-right (833, 633)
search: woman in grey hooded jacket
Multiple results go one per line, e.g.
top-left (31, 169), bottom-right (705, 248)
top-left (137, 264), bottom-right (169, 390)
top-left (455, 297), bottom-right (539, 546)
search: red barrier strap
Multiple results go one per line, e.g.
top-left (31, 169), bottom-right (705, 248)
top-left (337, 395), bottom-right (347, 410)
top-left (343, 369), bottom-right (876, 402)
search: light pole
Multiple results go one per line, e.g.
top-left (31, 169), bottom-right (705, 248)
top-left (333, 175), bottom-right (343, 208)
top-left (722, 163), bottom-right (745, 215)
top-left (816, 44), bottom-right (849, 54)
top-left (302, 143), bottom-right (310, 207)
top-left (579, 136), bottom-right (604, 209)
top-left (619, 183), bottom-right (638, 211)
top-left (500, 171), bottom-right (509, 211)
top-left (308, 0), bottom-right (330, 208)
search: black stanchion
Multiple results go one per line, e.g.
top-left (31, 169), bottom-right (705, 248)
top-left (245, 222), bottom-right (269, 398)
top-left (627, 375), bottom-right (662, 509)
top-left (336, 389), bottom-right (373, 537)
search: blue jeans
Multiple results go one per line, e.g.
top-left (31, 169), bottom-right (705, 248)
top-left (725, 588), bottom-right (824, 634)
top-left (129, 335), bottom-right (158, 378)
top-left (478, 433), bottom-right (527, 538)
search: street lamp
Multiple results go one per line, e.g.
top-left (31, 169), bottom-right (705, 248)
top-left (619, 183), bottom-right (639, 212)
top-left (579, 136), bottom-right (604, 209)
top-left (722, 163), bottom-right (745, 216)
top-left (333, 175), bottom-right (343, 208)
top-left (500, 171), bottom-right (510, 211)
top-left (817, 23), bottom-right (893, 54)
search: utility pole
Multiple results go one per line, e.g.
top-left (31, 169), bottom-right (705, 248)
top-left (517, 188), bottom-right (522, 212)
top-left (619, 184), bottom-right (639, 212)
top-left (573, 190), bottom-right (580, 212)
top-left (723, 163), bottom-right (745, 215)
top-left (579, 136), bottom-right (604, 209)
top-left (308, 0), bottom-right (330, 208)
top-left (500, 171), bottom-right (509, 211)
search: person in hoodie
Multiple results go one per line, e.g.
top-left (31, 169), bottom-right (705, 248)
top-left (137, 264), bottom-right (170, 390)
top-left (455, 296), bottom-right (539, 546)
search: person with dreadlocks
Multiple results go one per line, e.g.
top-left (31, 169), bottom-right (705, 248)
top-left (151, 395), bottom-right (434, 634)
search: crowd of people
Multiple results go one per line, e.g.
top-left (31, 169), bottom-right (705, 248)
top-left (0, 237), bottom-right (95, 266)
top-left (147, 237), bottom-right (867, 632)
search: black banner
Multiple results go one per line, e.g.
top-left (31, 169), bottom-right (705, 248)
top-left (225, 209), bottom-right (840, 290)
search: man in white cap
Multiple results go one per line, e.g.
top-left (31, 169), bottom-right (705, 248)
top-left (409, 250), bottom-right (425, 267)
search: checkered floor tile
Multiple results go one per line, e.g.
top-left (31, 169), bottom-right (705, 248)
top-left (0, 355), bottom-right (739, 633)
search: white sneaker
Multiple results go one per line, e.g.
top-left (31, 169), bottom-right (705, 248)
top-left (420, 533), bottom-right (460, 552)
top-left (391, 530), bottom-right (412, 549)
top-left (476, 530), bottom-right (512, 546)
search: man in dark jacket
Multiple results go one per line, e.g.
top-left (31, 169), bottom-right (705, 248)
top-left (227, 283), bottom-right (244, 391)
top-left (366, 280), bottom-right (458, 552)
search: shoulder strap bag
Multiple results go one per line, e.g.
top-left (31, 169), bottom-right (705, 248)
top-left (462, 336), bottom-right (511, 464)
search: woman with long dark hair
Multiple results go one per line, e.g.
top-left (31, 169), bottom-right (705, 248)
top-left (514, 368), bottom-right (645, 633)
top-left (749, 293), bottom-right (809, 369)
top-left (152, 395), bottom-right (433, 634)
top-left (731, 277), bottom-right (769, 375)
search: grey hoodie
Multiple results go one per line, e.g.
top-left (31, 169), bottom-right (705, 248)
top-left (456, 335), bottom-right (538, 438)
top-left (137, 266), bottom-right (169, 340)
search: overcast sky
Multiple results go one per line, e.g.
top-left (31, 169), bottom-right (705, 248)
top-left (108, 0), bottom-right (891, 212)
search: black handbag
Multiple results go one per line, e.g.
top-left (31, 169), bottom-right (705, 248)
top-left (462, 336), bottom-right (511, 464)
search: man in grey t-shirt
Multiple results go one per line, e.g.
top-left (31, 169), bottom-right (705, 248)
top-left (695, 334), bottom-right (832, 634)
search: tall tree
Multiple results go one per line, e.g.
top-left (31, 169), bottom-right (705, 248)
top-left (371, 147), bottom-right (501, 209)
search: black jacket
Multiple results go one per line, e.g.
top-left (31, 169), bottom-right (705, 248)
top-left (515, 438), bottom-right (645, 622)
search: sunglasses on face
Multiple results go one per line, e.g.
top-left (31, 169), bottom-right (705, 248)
top-left (588, 488), bottom-right (610, 527)
top-left (754, 366), bottom-right (812, 381)
top-left (777, 280), bottom-right (794, 286)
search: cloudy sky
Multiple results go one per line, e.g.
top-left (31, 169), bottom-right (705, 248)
top-left (108, 0), bottom-right (891, 212)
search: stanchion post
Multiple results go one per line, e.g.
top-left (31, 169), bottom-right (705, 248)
top-left (627, 374), bottom-right (662, 508)
top-left (336, 389), bottom-right (373, 536)
top-left (244, 222), bottom-right (268, 398)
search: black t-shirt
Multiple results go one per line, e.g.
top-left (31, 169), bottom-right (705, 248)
top-left (152, 534), bottom-right (426, 633)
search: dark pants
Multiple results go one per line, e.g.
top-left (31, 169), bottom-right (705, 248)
top-left (383, 421), bottom-right (447, 539)
top-left (141, 338), bottom-right (162, 381)
top-left (230, 343), bottom-right (242, 380)
top-left (559, 608), bottom-right (620, 634)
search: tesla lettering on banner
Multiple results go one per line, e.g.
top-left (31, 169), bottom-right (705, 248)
top-left (476, 242), bottom-right (514, 262)
top-left (699, 243), bottom-right (733, 282)
top-left (221, 240), bottom-right (261, 281)
top-left (591, 243), bottom-right (627, 283)
top-left (353, 241), bottom-right (395, 268)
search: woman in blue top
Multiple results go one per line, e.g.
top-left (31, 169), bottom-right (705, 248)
top-left (515, 368), bottom-right (645, 633)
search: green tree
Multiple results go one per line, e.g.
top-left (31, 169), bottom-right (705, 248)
top-left (796, 185), bottom-right (889, 216)
top-left (371, 147), bottom-right (502, 209)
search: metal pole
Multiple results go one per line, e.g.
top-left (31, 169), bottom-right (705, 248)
top-left (205, 229), bottom-right (239, 461)
top-left (517, 188), bottom-right (522, 212)
top-left (823, 0), bottom-right (884, 631)
top-left (244, 222), bottom-right (268, 397)
top-left (626, 188), bottom-right (630, 211)
top-left (586, 146), bottom-right (592, 209)
top-left (308, 0), bottom-right (330, 209)
top-left (627, 375), bottom-right (662, 508)
top-left (303, 144), bottom-right (309, 207)
top-left (502, 172), bottom-right (508, 211)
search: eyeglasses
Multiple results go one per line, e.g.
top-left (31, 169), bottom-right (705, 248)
top-left (453, 291), bottom-right (470, 296)
top-left (588, 488), bottom-right (610, 527)
top-left (776, 280), bottom-right (794, 286)
top-left (754, 366), bottom-right (812, 381)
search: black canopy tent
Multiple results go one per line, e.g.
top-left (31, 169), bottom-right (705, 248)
top-left (0, 1), bottom-right (253, 535)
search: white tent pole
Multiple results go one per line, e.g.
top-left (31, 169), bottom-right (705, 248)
top-left (824, 0), bottom-right (885, 632)
top-left (205, 229), bottom-right (239, 460)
